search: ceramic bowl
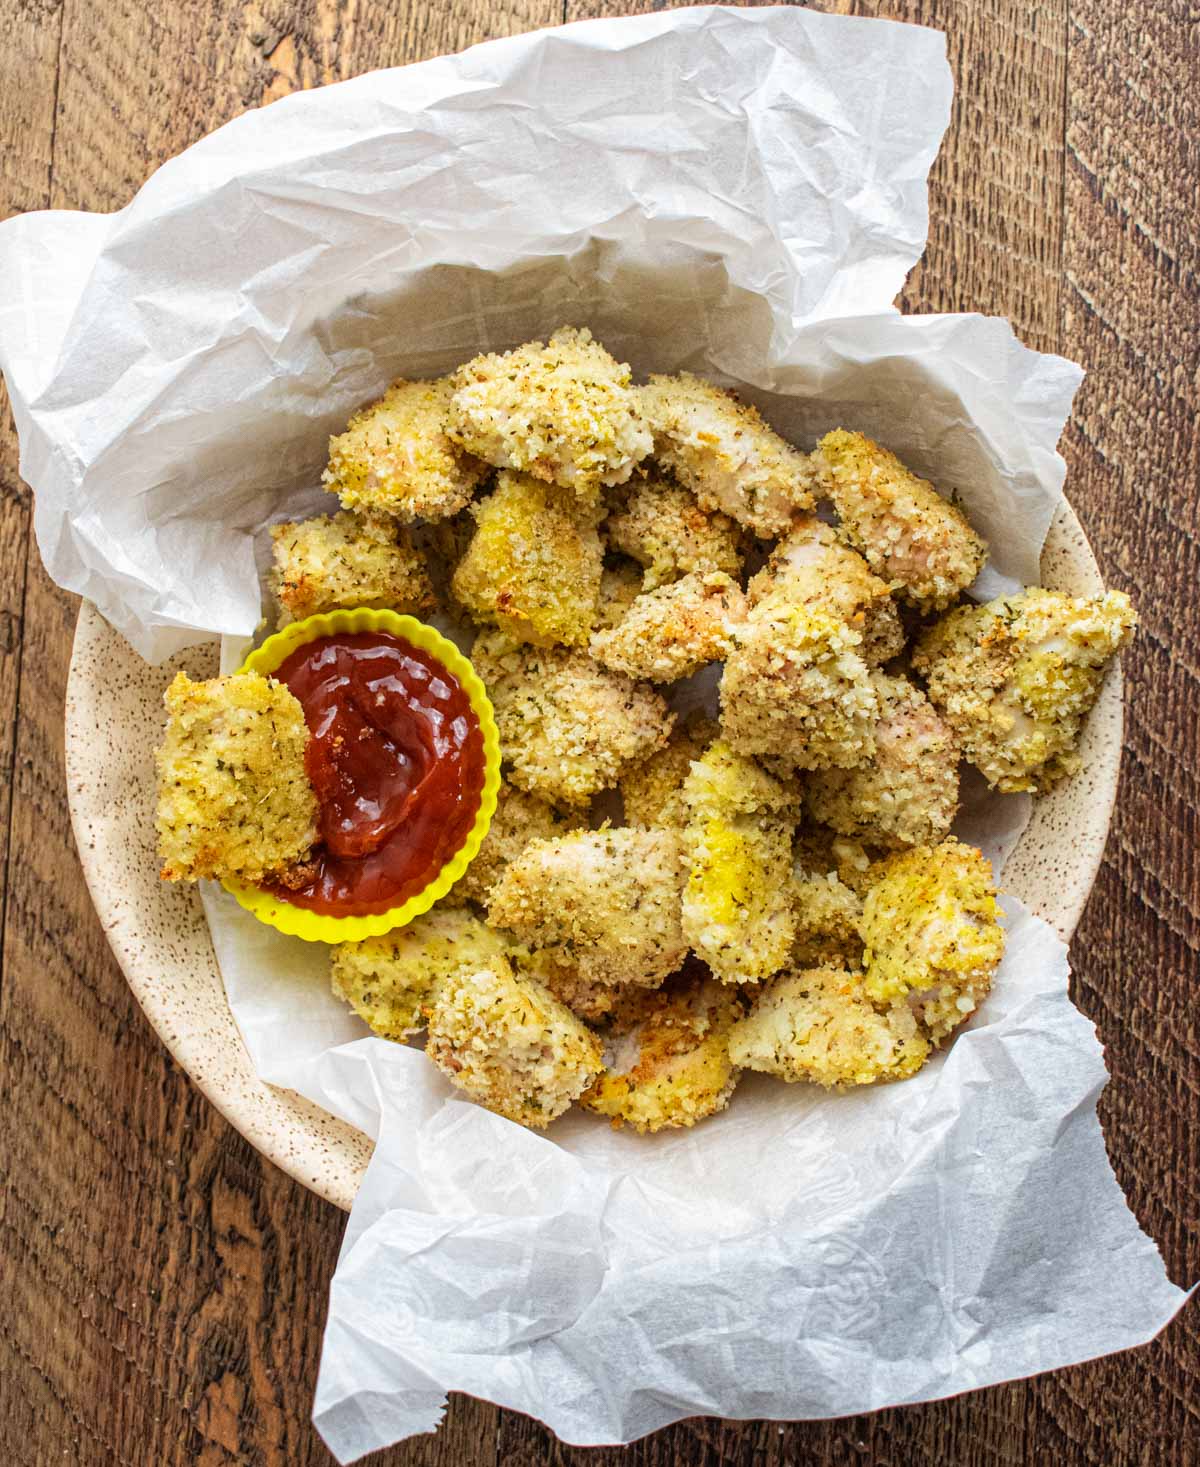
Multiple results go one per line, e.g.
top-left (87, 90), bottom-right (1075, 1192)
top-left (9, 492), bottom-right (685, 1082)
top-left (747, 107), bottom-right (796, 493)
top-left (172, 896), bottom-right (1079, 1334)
top-left (64, 499), bottom-right (1124, 1212)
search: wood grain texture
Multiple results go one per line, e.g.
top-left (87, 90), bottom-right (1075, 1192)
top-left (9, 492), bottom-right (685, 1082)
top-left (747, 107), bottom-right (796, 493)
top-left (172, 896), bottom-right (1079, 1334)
top-left (0, 0), bottom-right (1196, 1464)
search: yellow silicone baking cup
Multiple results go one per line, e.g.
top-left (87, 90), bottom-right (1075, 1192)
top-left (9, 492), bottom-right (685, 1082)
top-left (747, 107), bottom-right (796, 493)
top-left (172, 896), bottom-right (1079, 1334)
top-left (221, 607), bottom-right (500, 945)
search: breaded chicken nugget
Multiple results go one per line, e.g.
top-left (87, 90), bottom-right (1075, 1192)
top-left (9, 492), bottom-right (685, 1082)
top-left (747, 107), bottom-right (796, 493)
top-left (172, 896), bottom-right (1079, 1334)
top-left (581, 969), bottom-right (744, 1132)
top-left (791, 864), bottom-right (865, 970)
top-left (589, 571), bottom-right (745, 683)
top-left (452, 469), bottom-right (603, 646)
top-left (518, 949), bottom-right (621, 1024)
top-left (620, 714), bottom-right (718, 829)
top-left (454, 780), bottom-right (585, 906)
top-left (720, 599), bottom-right (879, 771)
top-left (746, 516), bottom-right (903, 665)
top-left (487, 827), bottom-right (686, 988)
top-left (605, 473), bottom-right (743, 589)
top-left (323, 377), bottom-right (488, 522)
top-left (156, 671), bottom-right (317, 884)
top-left (448, 327), bottom-right (651, 500)
top-left (681, 740), bottom-right (799, 983)
top-left (330, 907), bottom-right (509, 1040)
top-left (807, 673), bottom-right (959, 848)
top-left (728, 967), bottom-right (929, 1087)
top-left (815, 429), bottom-right (987, 610)
top-left (269, 510), bottom-right (436, 625)
top-left (641, 373), bottom-right (816, 537)
top-left (424, 958), bottom-right (604, 1129)
top-left (858, 839), bottom-right (1003, 1043)
top-left (472, 632), bottom-right (674, 807)
top-left (593, 558), bottom-right (645, 630)
top-left (912, 587), bottom-right (1136, 792)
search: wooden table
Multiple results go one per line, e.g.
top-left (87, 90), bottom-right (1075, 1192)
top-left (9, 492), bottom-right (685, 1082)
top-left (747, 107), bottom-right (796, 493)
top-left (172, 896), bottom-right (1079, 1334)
top-left (1, 2), bottom-right (1196, 1463)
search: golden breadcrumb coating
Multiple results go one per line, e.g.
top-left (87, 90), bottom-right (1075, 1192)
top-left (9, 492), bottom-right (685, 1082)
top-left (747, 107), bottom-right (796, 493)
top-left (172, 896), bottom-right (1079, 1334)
top-left (269, 510), bottom-right (436, 625)
top-left (323, 377), bottom-right (488, 522)
top-left (815, 429), bottom-right (987, 610)
top-left (454, 780), bottom-right (585, 906)
top-left (156, 671), bottom-right (317, 883)
top-left (747, 515), bottom-right (903, 665)
top-left (641, 373), bottom-right (816, 537)
top-left (518, 949), bottom-right (621, 1024)
top-left (681, 740), bottom-right (799, 983)
top-left (330, 907), bottom-right (508, 1040)
top-left (581, 970), bottom-right (744, 1132)
top-left (791, 862), bottom-right (865, 970)
top-left (487, 827), bottom-right (686, 988)
top-left (858, 839), bottom-right (1004, 1043)
top-left (912, 587), bottom-right (1137, 792)
top-left (594, 558), bottom-right (645, 630)
top-left (447, 327), bottom-right (652, 499)
top-left (620, 714), bottom-right (718, 829)
top-left (728, 967), bottom-right (929, 1087)
top-left (589, 570), bottom-right (745, 683)
top-left (451, 469), bottom-right (603, 646)
top-left (720, 598), bottom-right (879, 771)
top-left (472, 632), bottom-right (674, 807)
top-left (424, 958), bottom-right (603, 1129)
top-left (807, 673), bottom-right (959, 848)
top-left (605, 473), bottom-right (743, 589)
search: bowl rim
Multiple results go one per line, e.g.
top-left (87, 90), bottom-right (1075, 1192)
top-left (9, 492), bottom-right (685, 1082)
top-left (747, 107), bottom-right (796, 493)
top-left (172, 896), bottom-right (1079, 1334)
top-left (64, 496), bottom-right (1125, 1213)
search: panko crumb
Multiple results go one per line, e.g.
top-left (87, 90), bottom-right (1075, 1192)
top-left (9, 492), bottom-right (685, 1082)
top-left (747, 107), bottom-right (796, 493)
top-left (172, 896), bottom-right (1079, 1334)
top-left (323, 377), bottom-right (488, 522)
top-left (642, 373), bottom-right (816, 537)
top-left (806, 673), bottom-right (959, 848)
top-left (330, 907), bottom-right (508, 1040)
top-left (472, 632), bottom-right (674, 807)
top-left (593, 558), bottom-right (646, 630)
top-left (858, 838), bottom-right (1004, 1043)
top-left (620, 714), bottom-right (718, 829)
top-left (487, 827), bottom-right (686, 988)
top-left (913, 587), bottom-right (1137, 792)
top-left (815, 429), bottom-right (987, 610)
top-left (581, 969), bottom-right (744, 1132)
top-left (424, 958), bottom-right (604, 1129)
top-left (605, 473), bottom-right (743, 589)
top-left (728, 967), bottom-right (929, 1087)
top-left (454, 780), bottom-right (585, 906)
top-left (747, 516), bottom-right (903, 665)
top-left (589, 570), bottom-right (745, 683)
top-left (518, 949), bottom-right (622, 1024)
top-left (269, 510), bottom-right (436, 625)
top-left (681, 740), bottom-right (799, 983)
top-left (791, 864), bottom-right (865, 970)
top-left (448, 327), bottom-right (652, 499)
top-left (720, 598), bottom-right (879, 771)
top-left (156, 671), bottom-right (317, 883)
top-left (451, 469), bottom-right (603, 646)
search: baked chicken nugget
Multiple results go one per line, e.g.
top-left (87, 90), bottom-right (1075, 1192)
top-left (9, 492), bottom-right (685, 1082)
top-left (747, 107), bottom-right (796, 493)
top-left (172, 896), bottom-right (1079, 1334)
top-left (605, 473), bottom-right (742, 589)
top-left (858, 839), bottom-right (1004, 1043)
top-left (323, 377), bottom-right (488, 522)
top-left (594, 558), bottom-right (645, 630)
top-left (620, 714), bottom-right (718, 829)
top-left (581, 969), bottom-right (744, 1132)
top-left (728, 967), bottom-right (929, 1087)
top-left (451, 469), bottom-right (603, 646)
top-left (156, 671), bottom-right (317, 883)
top-left (746, 515), bottom-right (903, 665)
top-left (487, 827), bottom-right (686, 989)
top-left (806, 673), bottom-right (959, 848)
top-left (681, 740), bottom-right (798, 983)
top-left (448, 327), bottom-right (651, 500)
top-left (330, 907), bottom-right (509, 1040)
top-left (270, 510), bottom-right (436, 626)
top-left (720, 599), bottom-right (879, 771)
top-left (424, 958), bottom-right (603, 1129)
top-left (472, 632), bottom-right (674, 807)
top-left (589, 570), bottom-right (745, 683)
top-left (641, 373), bottom-right (816, 537)
top-left (791, 863), bottom-right (865, 971)
top-left (912, 587), bottom-right (1136, 792)
top-left (815, 429), bottom-right (986, 610)
top-left (454, 780), bottom-right (585, 906)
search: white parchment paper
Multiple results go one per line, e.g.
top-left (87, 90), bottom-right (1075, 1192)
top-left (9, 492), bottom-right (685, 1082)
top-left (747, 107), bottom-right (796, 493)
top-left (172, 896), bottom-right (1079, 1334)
top-left (0, 7), bottom-right (1188, 1462)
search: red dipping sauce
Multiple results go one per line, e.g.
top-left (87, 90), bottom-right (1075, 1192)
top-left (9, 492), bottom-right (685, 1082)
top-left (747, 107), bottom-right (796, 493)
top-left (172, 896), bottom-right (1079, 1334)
top-left (270, 631), bottom-right (485, 917)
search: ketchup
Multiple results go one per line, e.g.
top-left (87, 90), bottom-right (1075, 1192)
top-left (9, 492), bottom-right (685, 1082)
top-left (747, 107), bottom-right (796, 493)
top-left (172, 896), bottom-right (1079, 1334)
top-left (270, 631), bottom-right (485, 917)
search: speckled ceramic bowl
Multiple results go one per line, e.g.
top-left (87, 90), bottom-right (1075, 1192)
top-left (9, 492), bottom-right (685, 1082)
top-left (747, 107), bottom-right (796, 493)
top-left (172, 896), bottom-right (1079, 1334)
top-left (64, 499), bottom-right (1124, 1213)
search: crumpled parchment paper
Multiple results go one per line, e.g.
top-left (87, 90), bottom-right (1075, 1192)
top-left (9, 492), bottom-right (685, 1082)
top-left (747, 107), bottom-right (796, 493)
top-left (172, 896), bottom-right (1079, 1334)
top-left (0, 7), bottom-right (1187, 1463)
